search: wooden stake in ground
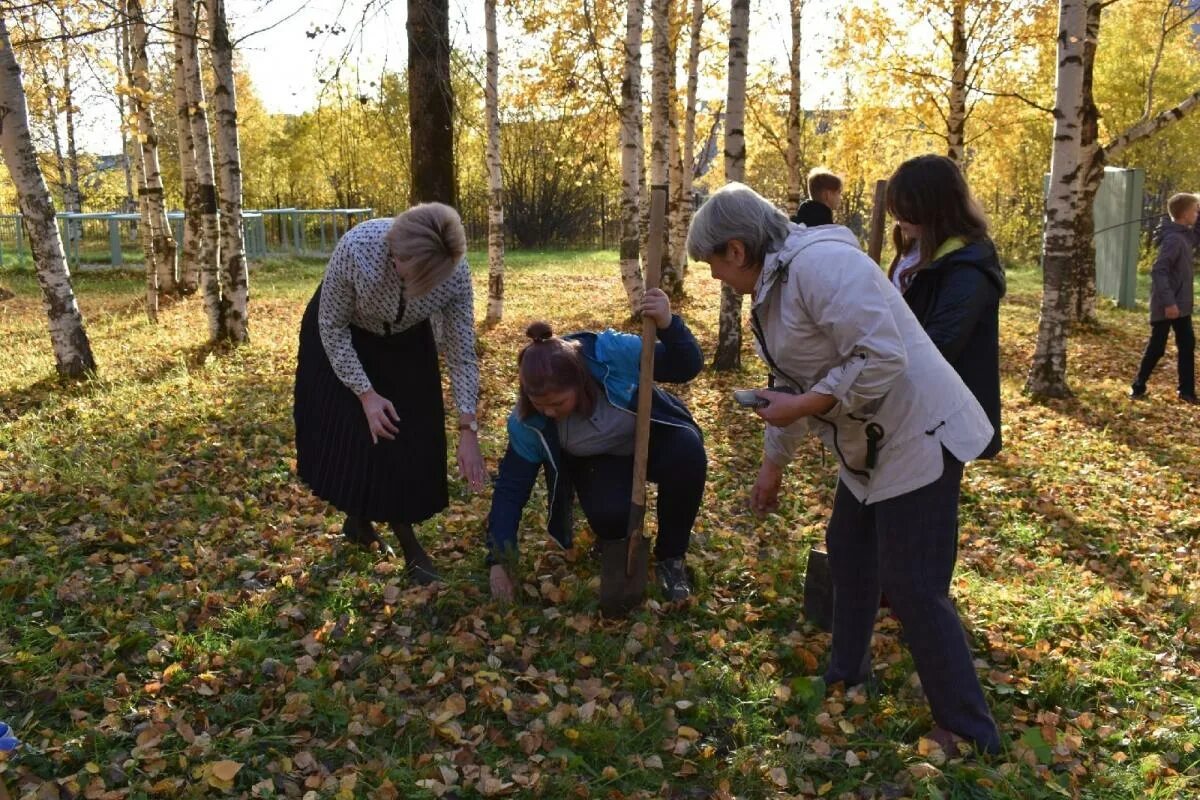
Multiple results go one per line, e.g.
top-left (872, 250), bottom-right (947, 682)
top-left (867, 179), bottom-right (887, 265)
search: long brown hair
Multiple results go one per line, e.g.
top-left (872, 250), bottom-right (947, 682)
top-left (885, 154), bottom-right (989, 289)
top-left (516, 322), bottom-right (598, 419)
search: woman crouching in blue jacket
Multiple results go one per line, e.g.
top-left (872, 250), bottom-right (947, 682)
top-left (485, 288), bottom-right (707, 605)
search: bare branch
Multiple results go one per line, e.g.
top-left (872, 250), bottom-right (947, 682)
top-left (1105, 85), bottom-right (1200, 160)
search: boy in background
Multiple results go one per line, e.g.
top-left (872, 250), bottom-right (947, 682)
top-left (792, 167), bottom-right (843, 228)
top-left (1131, 192), bottom-right (1200, 404)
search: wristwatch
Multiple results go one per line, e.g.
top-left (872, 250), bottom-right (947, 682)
top-left (458, 419), bottom-right (479, 433)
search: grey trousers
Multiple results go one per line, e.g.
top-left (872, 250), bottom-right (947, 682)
top-left (822, 448), bottom-right (1001, 753)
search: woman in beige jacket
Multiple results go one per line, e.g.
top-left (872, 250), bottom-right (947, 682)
top-left (688, 182), bottom-right (1001, 754)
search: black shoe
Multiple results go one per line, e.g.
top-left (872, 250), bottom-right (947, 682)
top-left (343, 517), bottom-right (396, 557)
top-left (1179, 393), bottom-right (1200, 405)
top-left (1129, 384), bottom-right (1147, 399)
top-left (405, 561), bottom-right (441, 586)
top-left (655, 557), bottom-right (692, 602)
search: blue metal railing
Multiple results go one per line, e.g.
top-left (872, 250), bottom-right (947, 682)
top-left (0, 207), bottom-right (375, 267)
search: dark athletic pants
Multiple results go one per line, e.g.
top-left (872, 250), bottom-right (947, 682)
top-left (561, 422), bottom-right (706, 559)
top-left (823, 448), bottom-right (1001, 752)
top-left (1133, 316), bottom-right (1195, 396)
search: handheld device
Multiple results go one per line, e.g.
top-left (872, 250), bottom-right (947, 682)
top-left (733, 389), bottom-right (769, 409)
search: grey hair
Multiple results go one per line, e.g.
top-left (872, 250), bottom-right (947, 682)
top-left (686, 182), bottom-right (792, 266)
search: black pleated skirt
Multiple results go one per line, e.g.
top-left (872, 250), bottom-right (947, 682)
top-left (293, 284), bottom-right (449, 523)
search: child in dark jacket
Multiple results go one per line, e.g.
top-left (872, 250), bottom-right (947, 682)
top-left (791, 167), bottom-right (842, 228)
top-left (485, 288), bottom-right (707, 604)
top-left (1131, 193), bottom-right (1200, 403)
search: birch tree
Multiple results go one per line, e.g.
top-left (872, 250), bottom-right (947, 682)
top-left (649, 0), bottom-right (673, 297)
top-left (484, 0), bottom-right (505, 324)
top-left (786, 0), bottom-right (805, 213)
top-left (0, 17), bottom-right (96, 378)
top-left (175, 0), bottom-right (220, 315)
top-left (670, 0), bottom-right (704, 289)
top-left (57, 13), bottom-right (81, 222)
top-left (207, 0), bottom-right (249, 342)
top-left (1026, 0), bottom-right (1200, 395)
top-left (125, 0), bottom-right (178, 308)
top-left (618, 0), bottom-right (646, 313)
top-left (1067, 0), bottom-right (1200, 324)
top-left (946, 0), bottom-right (967, 163)
top-left (712, 0), bottom-right (749, 372)
top-left (172, 1), bottom-right (199, 295)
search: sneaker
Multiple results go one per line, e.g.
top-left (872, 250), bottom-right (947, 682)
top-left (655, 557), bottom-right (692, 601)
top-left (1129, 384), bottom-right (1147, 399)
top-left (1179, 393), bottom-right (1200, 405)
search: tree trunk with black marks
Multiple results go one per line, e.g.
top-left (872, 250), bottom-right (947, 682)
top-left (946, 0), bottom-right (967, 164)
top-left (786, 0), bottom-right (805, 214)
top-left (713, 0), bottom-right (750, 372)
top-left (127, 0), bottom-right (179, 303)
top-left (618, 0), bottom-right (646, 313)
top-left (207, 0), bottom-right (249, 343)
top-left (177, 0), bottom-right (220, 312)
top-left (675, 0), bottom-right (704, 285)
top-left (0, 18), bottom-right (95, 378)
top-left (484, 0), bottom-right (504, 325)
top-left (1026, 0), bottom-right (1087, 398)
top-left (172, 0), bottom-right (199, 295)
top-left (650, 0), bottom-right (674, 299)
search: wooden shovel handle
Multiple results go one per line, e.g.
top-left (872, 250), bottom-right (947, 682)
top-left (628, 184), bottom-right (668, 575)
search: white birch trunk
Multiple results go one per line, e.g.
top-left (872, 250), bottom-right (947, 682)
top-left (115, 28), bottom-right (135, 211)
top-left (666, 80), bottom-right (685, 297)
top-left (0, 18), bottom-right (96, 377)
top-left (172, 3), bottom-right (200, 296)
top-left (208, 0), bottom-right (249, 343)
top-left (1025, 0), bottom-right (1088, 398)
top-left (127, 0), bottom-right (179, 299)
top-left (946, 0), bottom-right (967, 164)
top-left (649, 0), bottom-right (672, 298)
top-left (677, 0), bottom-right (703, 286)
top-left (178, 0), bottom-right (221, 333)
top-left (786, 0), bottom-right (804, 214)
top-left (37, 62), bottom-right (67, 206)
top-left (619, 0), bottom-right (646, 313)
top-left (60, 16), bottom-right (81, 218)
top-left (120, 8), bottom-right (156, 320)
top-left (713, 0), bottom-right (750, 372)
top-left (1066, 1), bottom-right (1103, 326)
top-left (484, 0), bottom-right (505, 325)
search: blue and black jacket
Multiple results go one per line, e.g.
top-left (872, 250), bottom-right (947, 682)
top-left (485, 314), bottom-right (704, 564)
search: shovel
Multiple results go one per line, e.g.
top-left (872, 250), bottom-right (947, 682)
top-left (599, 183), bottom-right (668, 618)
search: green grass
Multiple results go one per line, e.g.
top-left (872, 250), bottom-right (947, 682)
top-left (1, 251), bottom-right (1199, 798)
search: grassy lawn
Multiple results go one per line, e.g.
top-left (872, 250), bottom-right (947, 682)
top-left (0, 251), bottom-right (1198, 799)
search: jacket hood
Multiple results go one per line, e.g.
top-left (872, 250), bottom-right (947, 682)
top-left (932, 239), bottom-right (1006, 299)
top-left (756, 224), bottom-right (861, 301)
top-left (1154, 219), bottom-right (1197, 247)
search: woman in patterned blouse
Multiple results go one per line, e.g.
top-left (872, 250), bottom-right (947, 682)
top-left (293, 203), bottom-right (486, 583)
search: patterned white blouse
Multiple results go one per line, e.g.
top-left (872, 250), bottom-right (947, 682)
top-left (317, 218), bottom-right (479, 414)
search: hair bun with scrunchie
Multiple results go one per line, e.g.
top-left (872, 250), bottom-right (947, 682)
top-left (525, 321), bottom-right (554, 343)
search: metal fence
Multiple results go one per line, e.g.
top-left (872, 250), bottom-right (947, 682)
top-left (0, 207), bottom-right (375, 268)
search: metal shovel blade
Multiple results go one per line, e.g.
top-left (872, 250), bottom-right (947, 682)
top-left (599, 536), bottom-right (650, 618)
